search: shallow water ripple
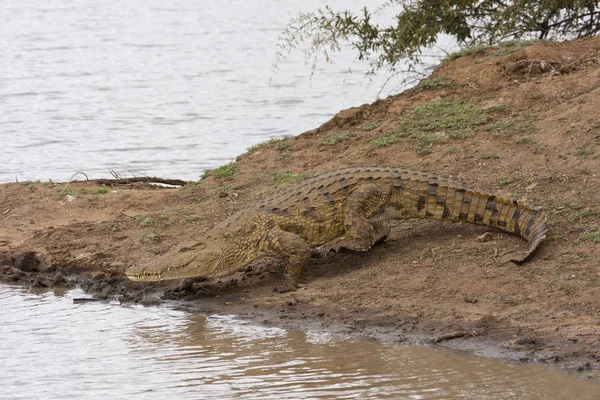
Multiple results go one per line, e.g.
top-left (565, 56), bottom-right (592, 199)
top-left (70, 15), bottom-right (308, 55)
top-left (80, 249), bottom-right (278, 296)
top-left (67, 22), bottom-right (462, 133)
top-left (1, 284), bottom-right (599, 399)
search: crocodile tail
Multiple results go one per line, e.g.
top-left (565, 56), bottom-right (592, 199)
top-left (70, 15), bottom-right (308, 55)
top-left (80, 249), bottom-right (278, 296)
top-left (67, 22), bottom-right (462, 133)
top-left (404, 172), bottom-right (548, 263)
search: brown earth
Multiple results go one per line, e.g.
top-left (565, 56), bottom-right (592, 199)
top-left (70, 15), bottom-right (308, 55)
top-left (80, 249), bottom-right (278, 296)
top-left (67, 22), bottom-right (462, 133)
top-left (2, 37), bottom-right (600, 377)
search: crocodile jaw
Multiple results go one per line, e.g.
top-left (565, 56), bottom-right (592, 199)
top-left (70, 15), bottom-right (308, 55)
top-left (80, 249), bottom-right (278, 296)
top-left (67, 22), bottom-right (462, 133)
top-left (125, 247), bottom-right (220, 282)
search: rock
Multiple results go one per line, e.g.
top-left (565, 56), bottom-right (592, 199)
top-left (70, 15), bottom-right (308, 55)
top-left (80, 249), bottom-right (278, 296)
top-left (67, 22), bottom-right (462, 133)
top-left (464, 295), bottom-right (479, 304)
top-left (477, 232), bottom-right (493, 242)
top-left (14, 252), bottom-right (40, 272)
top-left (53, 271), bottom-right (67, 286)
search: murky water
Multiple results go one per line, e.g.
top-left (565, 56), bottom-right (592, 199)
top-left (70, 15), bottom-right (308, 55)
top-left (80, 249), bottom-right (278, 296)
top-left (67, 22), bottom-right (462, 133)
top-left (1, 284), bottom-right (598, 399)
top-left (0, 0), bottom-right (402, 183)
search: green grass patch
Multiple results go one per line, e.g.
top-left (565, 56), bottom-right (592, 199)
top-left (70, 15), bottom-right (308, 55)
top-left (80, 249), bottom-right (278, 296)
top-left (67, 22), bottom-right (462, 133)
top-left (274, 171), bottom-right (312, 186)
top-left (570, 209), bottom-right (600, 222)
top-left (90, 187), bottom-right (108, 195)
top-left (139, 217), bottom-right (155, 227)
top-left (532, 144), bottom-right (545, 154)
top-left (485, 105), bottom-right (509, 113)
top-left (138, 231), bottom-right (162, 243)
top-left (517, 136), bottom-right (532, 144)
top-left (498, 178), bottom-right (512, 187)
top-left (395, 99), bottom-right (489, 154)
top-left (202, 162), bottom-right (237, 180)
top-left (481, 152), bottom-right (501, 160)
top-left (443, 45), bottom-right (491, 62)
top-left (581, 231), bottom-right (600, 242)
top-left (318, 132), bottom-right (351, 145)
top-left (576, 144), bottom-right (596, 159)
top-left (370, 134), bottom-right (398, 149)
top-left (439, 40), bottom-right (545, 67)
top-left (414, 135), bottom-right (436, 155)
top-left (417, 77), bottom-right (454, 90)
top-left (484, 116), bottom-right (537, 135)
top-left (247, 137), bottom-right (290, 153)
top-left (474, 40), bottom-right (542, 64)
top-left (397, 99), bottom-right (487, 138)
top-left (56, 187), bottom-right (79, 198)
top-left (445, 147), bottom-right (460, 154)
top-left (360, 121), bottom-right (381, 131)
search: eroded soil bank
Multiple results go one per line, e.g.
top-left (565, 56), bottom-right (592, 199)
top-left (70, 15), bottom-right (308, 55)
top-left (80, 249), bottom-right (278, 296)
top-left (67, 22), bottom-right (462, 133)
top-left (2, 37), bottom-right (600, 377)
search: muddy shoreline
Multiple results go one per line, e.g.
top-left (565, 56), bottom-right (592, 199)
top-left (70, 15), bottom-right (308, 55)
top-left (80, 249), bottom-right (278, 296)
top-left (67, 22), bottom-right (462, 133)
top-left (1, 247), bottom-right (599, 380)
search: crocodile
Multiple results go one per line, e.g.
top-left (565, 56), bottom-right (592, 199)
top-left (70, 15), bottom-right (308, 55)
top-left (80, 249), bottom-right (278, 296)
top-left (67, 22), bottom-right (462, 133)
top-left (125, 167), bottom-right (548, 292)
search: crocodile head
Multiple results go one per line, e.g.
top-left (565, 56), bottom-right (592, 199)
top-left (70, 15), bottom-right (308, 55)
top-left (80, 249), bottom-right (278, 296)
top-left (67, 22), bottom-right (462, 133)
top-left (125, 241), bottom-right (222, 282)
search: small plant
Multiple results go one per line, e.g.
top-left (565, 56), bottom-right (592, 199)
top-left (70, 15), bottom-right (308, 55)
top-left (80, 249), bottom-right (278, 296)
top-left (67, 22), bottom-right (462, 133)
top-left (139, 217), bottom-right (155, 227)
top-left (581, 231), bottom-right (600, 242)
top-left (360, 121), bottom-right (380, 131)
top-left (485, 105), bottom-right (509, 113)
top-left (274, 171), bottom-right (312, 186)
top-left (517, 136), bottom-right (532, 144)
top-left (481, 152), bottom-right (501, 160)
top-left (445, 147), bottom-right (460, 154)
top-left (588, 118), bottom-right (600, 130)
top-left (549, 234), bottom-right (562, 241)
top-left (202, 162), bottom-right (237, 180)
top-left (442, 45), bottom-right (490, 62)
top-left (274, 140), bottom-right (291, 151)
top-left (138, 231), bottom-right (162, 243)
top-left (318, 132), bottom-right (351, 145)
top-left (576, 144), bottom-right (596, 159)
top-left (369, 134), bottom-right (398, 149)
top-left (56, 187), bottom-right (79, 198)
top-left (395, 99), bottom-right (489, 154)
top-left (414, 135), bottom-right (436, 155)
top-left (247, 137), bottom-right (289, 153)
top-left (570, 209), bottom-right (600, 222)
top-left (417, 77), bottom-right (454, 90)
top-left (525, 91), bottom-right (544, 100)
top-left (187, 181), bottom-right (204, 190)
top-left (90, 187), bottom-right (108, 195)
top-left (532, 144), bottom-right (545, 154)
top-left (498, 178), bottom-right (512, 187)
top-left (484, 113), bottom-right (537, 135)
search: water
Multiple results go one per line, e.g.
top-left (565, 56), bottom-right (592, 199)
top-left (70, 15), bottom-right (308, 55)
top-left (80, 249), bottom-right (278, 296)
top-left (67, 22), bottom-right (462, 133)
top-left (1, 284), bottom-right (599, 399)
top-left (1, 0), bottom-right (401, 183)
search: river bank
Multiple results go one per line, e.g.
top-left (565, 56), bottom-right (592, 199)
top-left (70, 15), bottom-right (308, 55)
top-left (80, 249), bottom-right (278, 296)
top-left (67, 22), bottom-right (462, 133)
top-left (2, 37), bottom-right (600, 378)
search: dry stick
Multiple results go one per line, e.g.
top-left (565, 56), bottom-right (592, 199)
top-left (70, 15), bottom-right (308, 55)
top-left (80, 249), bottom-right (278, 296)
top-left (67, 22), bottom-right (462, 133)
top-left (433, 323), bottom-right (478, 343)
top-left (502, 50), bottom-right (600, 79)
top-left (433, 331), bottom-right (468, 343)
top-left (70, 171), bottom-right (90, 181)
top-left (450, 323), bottom-right (477, 337)
top-left (94, 177), bottom-right (189, 186)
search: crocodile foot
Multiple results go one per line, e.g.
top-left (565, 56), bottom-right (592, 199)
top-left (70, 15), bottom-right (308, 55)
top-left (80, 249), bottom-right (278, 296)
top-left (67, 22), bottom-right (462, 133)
top-left (274, 283), bottom-right (303, 294)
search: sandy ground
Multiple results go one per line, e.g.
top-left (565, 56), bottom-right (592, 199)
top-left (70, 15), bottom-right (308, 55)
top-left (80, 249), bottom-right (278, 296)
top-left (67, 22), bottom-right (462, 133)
top-left (2, 37), bottom-right (600, 377)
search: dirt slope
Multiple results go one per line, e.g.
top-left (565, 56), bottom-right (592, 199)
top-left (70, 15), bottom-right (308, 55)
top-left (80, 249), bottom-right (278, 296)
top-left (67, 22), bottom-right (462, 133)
top-left (2, 37), bottom-right (599, 375)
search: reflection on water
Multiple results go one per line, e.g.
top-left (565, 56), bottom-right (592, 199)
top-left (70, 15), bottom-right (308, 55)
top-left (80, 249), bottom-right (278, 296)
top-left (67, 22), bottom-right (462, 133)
top-left (1, 284), bottom-right (598, 400)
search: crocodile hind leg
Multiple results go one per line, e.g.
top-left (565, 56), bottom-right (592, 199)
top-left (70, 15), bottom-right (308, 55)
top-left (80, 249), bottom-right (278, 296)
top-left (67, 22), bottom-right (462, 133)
top-left (372, 221), bottom-right (391, 246)
top-left (328, 183), bottom-right (390, 253)
top-left (262, 225), bottom-right (311, 293)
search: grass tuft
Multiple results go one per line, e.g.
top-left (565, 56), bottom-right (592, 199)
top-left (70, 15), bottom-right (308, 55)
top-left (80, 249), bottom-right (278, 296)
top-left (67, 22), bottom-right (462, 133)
top-left (318, 132), bottom-right (351, 145)
top-left (274, 171), bottom-right (312, 186)
top-left (202, 162), bottom-right (237, 180)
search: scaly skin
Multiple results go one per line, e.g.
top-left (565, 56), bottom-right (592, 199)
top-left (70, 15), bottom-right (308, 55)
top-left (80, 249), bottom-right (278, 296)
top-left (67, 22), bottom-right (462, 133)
top-left (125, 167), bottom-right (548, 292)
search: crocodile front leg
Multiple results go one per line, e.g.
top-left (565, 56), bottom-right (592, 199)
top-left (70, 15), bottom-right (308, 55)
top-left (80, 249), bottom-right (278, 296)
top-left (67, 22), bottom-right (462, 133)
top-left (262, 225), bottom-right (311, 293)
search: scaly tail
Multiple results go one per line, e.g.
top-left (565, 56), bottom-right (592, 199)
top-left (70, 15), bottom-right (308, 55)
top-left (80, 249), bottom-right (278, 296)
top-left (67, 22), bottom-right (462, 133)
top-left (399, 171), bottom-right (548, 263)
